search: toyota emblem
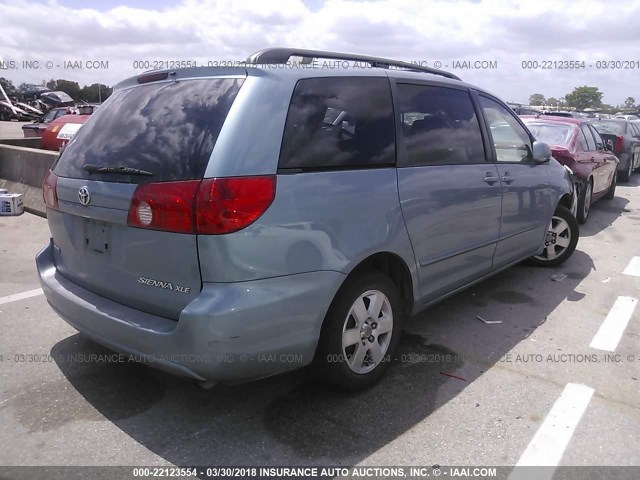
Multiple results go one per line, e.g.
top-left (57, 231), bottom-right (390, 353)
top-left (78, 186), bottom-right (91, 206)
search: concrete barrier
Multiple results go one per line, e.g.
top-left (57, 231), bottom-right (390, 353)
top-left (0, 138), bottom-right (41, 148)
top-left (0, 142), bottom-right (57, 217)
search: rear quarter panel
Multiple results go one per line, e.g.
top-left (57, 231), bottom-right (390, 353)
top-left (197, 169), bottom-right (419, 301)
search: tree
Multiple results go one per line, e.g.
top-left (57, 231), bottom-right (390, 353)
top-left (529, 93), bottom-right (546, 106)
top-left (546, 97), bottom-right (559, 107)
top-left (79, 83), bottom-right (112, 103)
top-left (0, 77), bottom-right (17, 97)
top-left (564, 86), bottom-right (603, 110)
top-left (45, 79), bottom-right (57, 90)
top-left (624, 97), bottom-right (636, 108)
top-left (54, 79), bottom-right (81, 100)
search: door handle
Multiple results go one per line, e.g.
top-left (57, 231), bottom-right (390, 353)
top-left (483, 173), bottom-right (499, 184)
top-left (501, 172), bottom-right (514, 184)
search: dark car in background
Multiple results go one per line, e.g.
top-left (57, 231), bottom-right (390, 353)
top-left (589, 119), bottom-right (640, 182)
top-left (522, 115), bottom-right (618, 223)
top-left (511, 105), bottom-right (542, 116)
top-left (40, 91), bottom-right (75, 108)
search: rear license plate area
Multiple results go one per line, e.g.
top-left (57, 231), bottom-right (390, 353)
top-left (83, 218), bottom-right (111, 255)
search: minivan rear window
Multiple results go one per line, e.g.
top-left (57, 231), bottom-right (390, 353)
top-left (279, 77), bottom-right (395, 170)
top-left (53, 78), bottom-right (244, 183)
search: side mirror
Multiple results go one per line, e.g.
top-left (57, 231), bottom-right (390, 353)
top-left (532, 141), bottom-right (551, 163)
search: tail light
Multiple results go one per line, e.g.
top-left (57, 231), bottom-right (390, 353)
top-left (550, 147), bottom-right (575, 165)
top-left (42, 170), bottom-right (59, 210)
top-left (614, 136), bottom-right (625, 155)
top-left (127, 180), bottom-right (200, 233)
top-left (127, 176), bottom-right (276, 235)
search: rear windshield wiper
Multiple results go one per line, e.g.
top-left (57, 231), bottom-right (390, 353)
top-left (83, 164), bottom-right (154, 176)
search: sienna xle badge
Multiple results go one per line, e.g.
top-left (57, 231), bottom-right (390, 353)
top-left (37, 48), bottom-right (578, 391)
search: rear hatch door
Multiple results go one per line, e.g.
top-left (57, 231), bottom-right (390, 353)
top-left (48, 75), bottom-right (244, 319)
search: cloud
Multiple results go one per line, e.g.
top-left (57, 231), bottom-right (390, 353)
top-left (1, 0), bottom-right (639, 105)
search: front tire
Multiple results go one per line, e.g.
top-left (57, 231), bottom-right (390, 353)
top-left (528, 205), bottom-right (579, 267)
top-left (313, 272), bottom-right (403, 391)
top-left (576, 179), bottom-right (592, 224)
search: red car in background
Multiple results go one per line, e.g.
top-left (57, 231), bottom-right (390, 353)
top-left (40, 114), bottom-right (90, 151)
top-left (22, 107), bottom-right (74, 138)
top-left (521, 115), bottom-right (618, 224)
top-left (39, 105), bottom-right (97, 151)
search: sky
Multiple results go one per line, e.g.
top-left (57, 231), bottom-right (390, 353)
top-left (1, 0), bottom-right (640, 106)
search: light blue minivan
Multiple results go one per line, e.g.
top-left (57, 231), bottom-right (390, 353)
top-left (37, 48), bottom-right (578, 391)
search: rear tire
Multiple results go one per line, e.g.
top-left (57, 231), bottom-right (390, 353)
top-left (528, 205), bottom-right (579, 267)
top-left (604, 171), bottom-right (617, 200)
top-left (576, 179), bottom-right (592, 224)
top-left (313, 272), bottom-right (403, 392)
top-left (619, 155), bottom-right (632, 182)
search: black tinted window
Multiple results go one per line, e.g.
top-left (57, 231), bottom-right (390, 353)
top-left (578, 129), bottom-right (589, 151)
top-left (279, 77), bottom-right (395, 170)
top-left (398, 85), bottom-right (485, 166)
top-left (588, 125), bottom-right (604, 149)
top-left (42, 110), bottom-right (56, 123)
top-left (581, 125), bottom-right (596, 151)
top-left (53, 78), bottom-right (243, 183)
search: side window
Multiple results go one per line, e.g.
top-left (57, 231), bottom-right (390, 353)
top-left (578, 129), bottom-right (589, 151)
top-left (397, 84), bottom-right (485, 166)
top-left (479, 96), bottom-right (532, 163)
top-left (630, 123), bottom-right (640, 137)
top-left (279, 77), bottom-right (395, 170)
top-left (588, 125), bottom-right (604, 150)
top-left (581, 125), bottom-right (596, 151)
top-left (42, 110), bottom-right (56, 123)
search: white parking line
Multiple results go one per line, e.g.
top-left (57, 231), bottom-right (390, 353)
top-left (590, 296), bottom-right (637, 352)
top-left (622, 256), bottom-right (640, 277)
top-left (511, 383), bottom-right (594, 478)
top-left (0, 288), bottom-right (44, 306)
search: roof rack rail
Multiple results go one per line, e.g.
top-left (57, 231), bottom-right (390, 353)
top-left (246, 48), bottom-right (461, 81)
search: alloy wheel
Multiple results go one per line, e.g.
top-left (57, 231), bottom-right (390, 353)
top-left (341, 289), bottom-right (393, 374)
top-left (534, 215), bottom-right (572, 262)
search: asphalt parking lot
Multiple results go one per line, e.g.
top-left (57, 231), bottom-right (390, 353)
top-left (1, 177), bottom-right (639, 475)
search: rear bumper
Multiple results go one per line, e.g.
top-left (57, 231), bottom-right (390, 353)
top-left (36, 241), bottom-right (345, 383)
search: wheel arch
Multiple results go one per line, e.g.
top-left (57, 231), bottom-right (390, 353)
top-left (327, 251), bottom-right (415, 324)
top-left (349, 252), bottom-right (414, 313)
top-left (557, 192), bottom-right (574, 212)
